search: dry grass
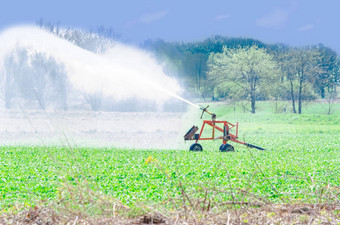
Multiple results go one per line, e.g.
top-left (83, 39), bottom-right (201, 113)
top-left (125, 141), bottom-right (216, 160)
top-left (0, 203), bottom-right (339, 224)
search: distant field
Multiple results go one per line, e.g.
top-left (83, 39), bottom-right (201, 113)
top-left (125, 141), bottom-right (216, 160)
top-left (0, 101), bottom-right (339, 216)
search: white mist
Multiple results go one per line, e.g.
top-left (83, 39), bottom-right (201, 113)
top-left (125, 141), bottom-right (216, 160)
top-left (0, 25), bottom-right (181, 103)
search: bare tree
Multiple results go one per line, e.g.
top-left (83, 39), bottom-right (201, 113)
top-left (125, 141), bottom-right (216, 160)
top-left (298, 50), bottom-right (320, 114)
top-left (82, 92), bottom-right (103, 111)
top-left (279, 50), bottom-right (297, 113)
top-left (0, 70), bottom-right (15, 109)
top-left (326, 91), bottom-right (337, 115)
top-left (1, 47), bottom-right (69, 110)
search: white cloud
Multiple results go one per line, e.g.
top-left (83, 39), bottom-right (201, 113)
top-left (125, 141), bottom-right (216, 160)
top-left (298, 24), bottom-right (315, 31)
top-left (214, 14), bottom-right (231, 21)
top-left (298, 20), bottom-right (320, 31)
top-left (125, 10), bottom-right (168, 27)
top-left (138, 10), bottom-right (168, 24)
top-left (256, 2), bottom-right (298, 29)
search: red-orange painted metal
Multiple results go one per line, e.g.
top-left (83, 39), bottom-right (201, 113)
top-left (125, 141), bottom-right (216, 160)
top-left (195, 120), bottom-right (244, 145)
top-left (184, 105), bottom-right (266, 150)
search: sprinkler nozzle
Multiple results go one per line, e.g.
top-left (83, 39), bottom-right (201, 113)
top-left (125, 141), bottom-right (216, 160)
top-left (199, 105), bottom-right (216, 120)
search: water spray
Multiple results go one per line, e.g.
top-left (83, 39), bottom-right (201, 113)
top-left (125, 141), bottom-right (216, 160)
top-left (0, 26), bottom-right (181, 104)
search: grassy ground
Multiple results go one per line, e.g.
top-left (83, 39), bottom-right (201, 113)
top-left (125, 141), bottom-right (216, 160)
top-left (0, 101), bottom-right (339, 224)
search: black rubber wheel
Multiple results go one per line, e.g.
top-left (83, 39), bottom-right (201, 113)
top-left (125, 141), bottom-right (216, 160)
top-left (219, 143), bottom-right (234, 152)
top-left (189, 143), bottom-right (203, 152)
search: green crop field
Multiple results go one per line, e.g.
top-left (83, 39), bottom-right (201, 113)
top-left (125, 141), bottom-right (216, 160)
top-left (0, 102), bottom-right (339, 223)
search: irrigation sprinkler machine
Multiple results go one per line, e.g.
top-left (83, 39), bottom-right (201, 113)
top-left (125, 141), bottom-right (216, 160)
top-left (184, 105), bottom-right (266, 152)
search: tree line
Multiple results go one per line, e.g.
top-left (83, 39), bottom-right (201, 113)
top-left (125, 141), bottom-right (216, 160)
top-left (1, 22), bottom-right (338, 113)
top-left (143, 36), bottom-right (339, 114)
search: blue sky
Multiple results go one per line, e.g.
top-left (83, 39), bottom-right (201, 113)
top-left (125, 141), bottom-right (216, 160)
top-left (1, 0), bottom-right (339, 52)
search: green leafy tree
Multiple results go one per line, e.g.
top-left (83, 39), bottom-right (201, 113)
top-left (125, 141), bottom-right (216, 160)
top-left (313, 44), bottom-right (338, 98)
top-left (208, 46), bottom-right (279, 113)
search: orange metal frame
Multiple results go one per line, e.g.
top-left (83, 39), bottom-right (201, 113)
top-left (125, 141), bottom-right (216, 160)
top-left (196, 120), bottom-right (247, 146)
